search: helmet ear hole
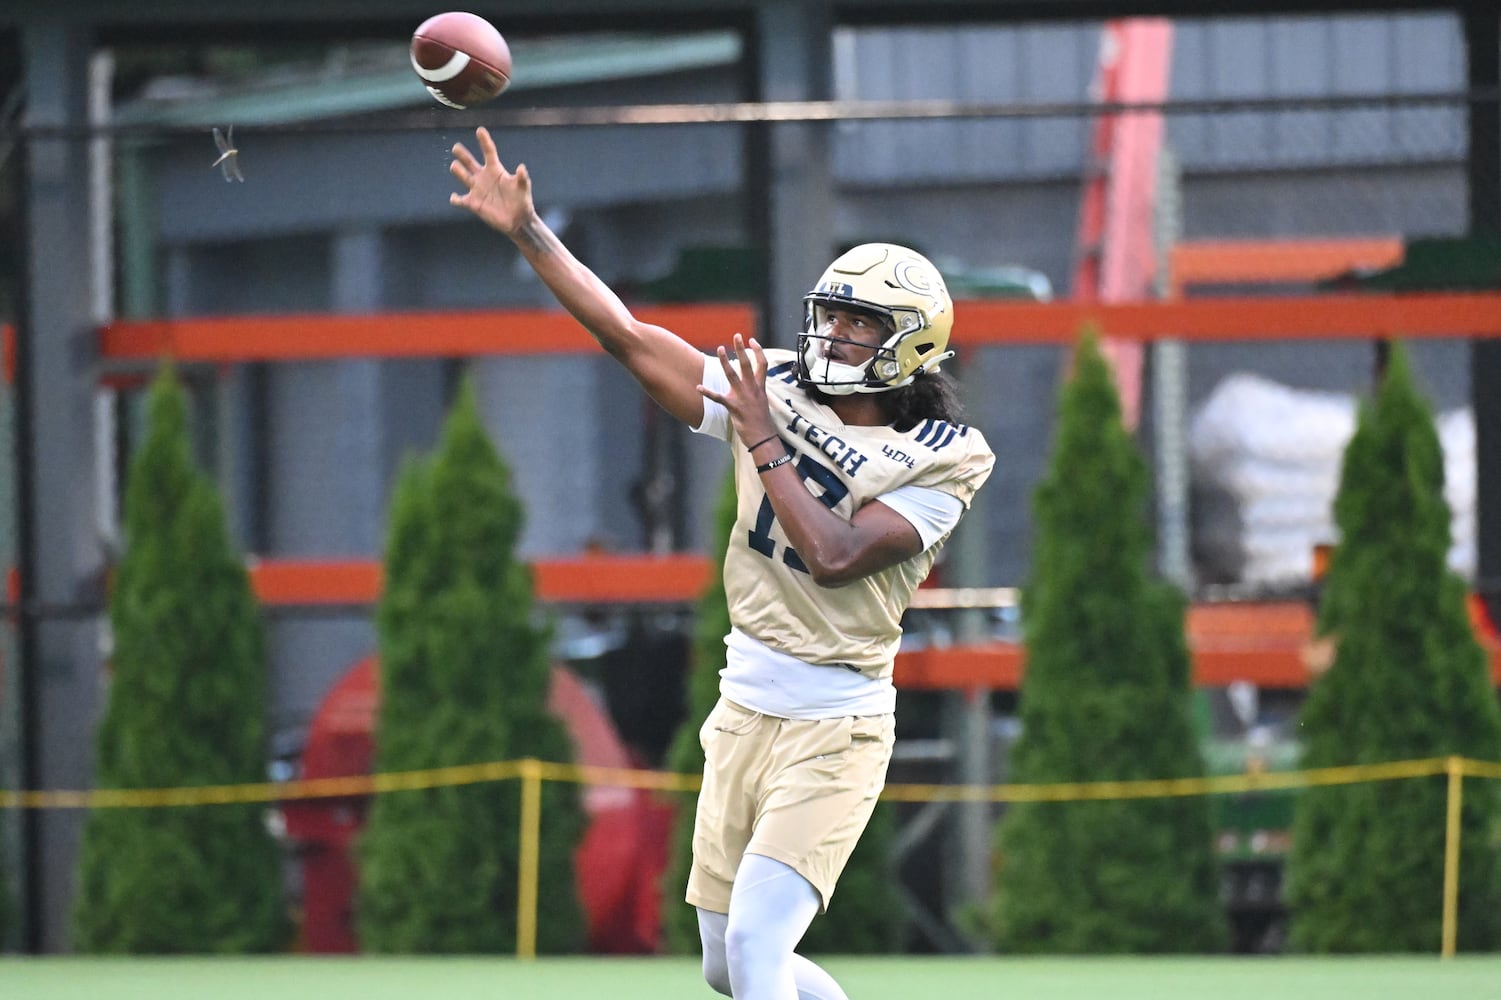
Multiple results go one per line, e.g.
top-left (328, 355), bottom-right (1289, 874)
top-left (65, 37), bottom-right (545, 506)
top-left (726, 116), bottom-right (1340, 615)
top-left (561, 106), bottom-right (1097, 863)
top-left (915, 342), bottom-right (935, 355)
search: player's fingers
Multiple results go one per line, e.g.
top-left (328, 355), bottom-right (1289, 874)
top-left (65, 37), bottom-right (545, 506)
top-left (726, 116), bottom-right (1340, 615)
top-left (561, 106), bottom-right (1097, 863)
top-left (716, 345), bottom-right (740, 384)
top-left (733, 334), bottom-right (758, 379)
top-left (451, 142), bottom-right (481, 173)
top-left (476, 126), bottom-right (501, 163)
top-left (515, 163), bottom-right (531, 194)
top-left (747, 338), bottom-right (767, 378)
top-left (697, 385), bottom-right (725, 406)
top-left (449, 159), bottom-right (474, 187)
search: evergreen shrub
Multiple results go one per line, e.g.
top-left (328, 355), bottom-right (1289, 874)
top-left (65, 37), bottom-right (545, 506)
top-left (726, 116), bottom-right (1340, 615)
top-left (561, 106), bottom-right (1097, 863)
top-left (0, 815), bottom-right (11, 946)
top-left (990, 331), bottom-right (1226, 953)
top-left (73, 367), bottom-right (287, 953)
top-left (1287, 344), bottom-right (1501, 952)
top-left (660, 474), bottom-right (737, 954)
top-left (356, 377), bottom-right (585, 953)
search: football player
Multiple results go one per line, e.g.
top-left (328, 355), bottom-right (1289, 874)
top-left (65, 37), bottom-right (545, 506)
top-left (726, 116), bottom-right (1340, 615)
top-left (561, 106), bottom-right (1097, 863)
top-left (450, 126), bottom-right (994, 1000)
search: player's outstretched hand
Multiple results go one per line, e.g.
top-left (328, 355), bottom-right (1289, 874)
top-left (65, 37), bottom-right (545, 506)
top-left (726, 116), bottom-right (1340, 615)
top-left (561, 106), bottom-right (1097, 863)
top-left (449, 126), bottom-right (533, 235)
top-left (701, 334), bottom-right (779, 450)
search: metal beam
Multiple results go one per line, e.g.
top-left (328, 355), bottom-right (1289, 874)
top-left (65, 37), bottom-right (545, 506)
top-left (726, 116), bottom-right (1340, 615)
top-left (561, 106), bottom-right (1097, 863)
top-left (749, 1), bottom-right (835, 350)
top-left (2, 0), bottom-right (1474, 33)
top-left (17, 18), bottom-right (105, 954)
top-left (1466, 6), bottom-right (1501, 623)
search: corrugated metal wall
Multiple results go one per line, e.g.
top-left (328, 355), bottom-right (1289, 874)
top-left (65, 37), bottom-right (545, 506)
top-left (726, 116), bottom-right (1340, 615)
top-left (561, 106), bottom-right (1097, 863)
top-left (837, 14), bottom-right (1463, 183)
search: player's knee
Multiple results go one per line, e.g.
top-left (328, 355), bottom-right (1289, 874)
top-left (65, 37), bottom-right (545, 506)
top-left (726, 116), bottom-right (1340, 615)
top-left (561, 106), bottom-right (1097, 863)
top-left (724, 918), bottom-right (779, 971)
top-left (701, 951), bottom-right (732, 996)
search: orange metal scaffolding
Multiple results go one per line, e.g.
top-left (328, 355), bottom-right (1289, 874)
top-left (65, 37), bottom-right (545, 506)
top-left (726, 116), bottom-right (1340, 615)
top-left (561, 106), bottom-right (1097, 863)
top-left (89, 288), bottom-right (1501, 691)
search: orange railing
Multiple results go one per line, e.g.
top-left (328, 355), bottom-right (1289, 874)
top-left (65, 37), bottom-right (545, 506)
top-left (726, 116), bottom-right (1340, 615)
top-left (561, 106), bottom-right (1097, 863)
top-left (100, 304), bottom-right (755, 361)
top-left (1167, 237), bottom-right (1406, 297)
top-left (98, 293), bottom-right (1501, 361)
top-left (94, 288), bottom-right (1501, 692)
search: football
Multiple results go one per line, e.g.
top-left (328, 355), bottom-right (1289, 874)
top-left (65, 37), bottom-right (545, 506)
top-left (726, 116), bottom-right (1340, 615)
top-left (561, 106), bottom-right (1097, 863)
top-left (410, 12), bottom-right (512, 109)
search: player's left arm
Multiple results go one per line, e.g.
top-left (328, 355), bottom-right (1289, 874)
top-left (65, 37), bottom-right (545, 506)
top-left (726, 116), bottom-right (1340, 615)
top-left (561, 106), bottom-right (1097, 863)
top-left (773, 495), bottom-right (925, 588)
top-left (764, 483), bottom-right (967, 586)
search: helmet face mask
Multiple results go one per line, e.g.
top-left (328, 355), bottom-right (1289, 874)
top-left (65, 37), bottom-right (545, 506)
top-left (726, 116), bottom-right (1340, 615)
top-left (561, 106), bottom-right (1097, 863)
top-left (797, 243), bottom-right (956, 395)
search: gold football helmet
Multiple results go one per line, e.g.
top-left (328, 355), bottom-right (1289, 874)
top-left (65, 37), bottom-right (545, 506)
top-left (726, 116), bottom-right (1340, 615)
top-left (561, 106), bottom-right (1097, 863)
top-left (798, 243), bottom-right (956, 395)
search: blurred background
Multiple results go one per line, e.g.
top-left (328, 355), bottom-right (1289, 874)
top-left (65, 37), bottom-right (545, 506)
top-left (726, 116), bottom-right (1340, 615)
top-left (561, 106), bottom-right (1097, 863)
top-left (2, 0), bottom-right (1499, 964)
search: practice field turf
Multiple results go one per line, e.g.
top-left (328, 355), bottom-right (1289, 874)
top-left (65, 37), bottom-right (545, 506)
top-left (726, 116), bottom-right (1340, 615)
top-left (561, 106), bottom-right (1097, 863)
top-left (5, 955), bottom-right (1499, 1000)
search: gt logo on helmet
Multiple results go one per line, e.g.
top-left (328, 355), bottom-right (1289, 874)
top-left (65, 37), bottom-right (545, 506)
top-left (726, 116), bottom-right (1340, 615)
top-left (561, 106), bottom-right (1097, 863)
top-left (893, 258), bottom-right (942, 298)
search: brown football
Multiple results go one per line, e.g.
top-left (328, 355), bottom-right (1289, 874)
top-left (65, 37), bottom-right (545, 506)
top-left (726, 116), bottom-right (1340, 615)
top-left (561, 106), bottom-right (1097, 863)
top-left (410, 12), bottom-right (512, 109)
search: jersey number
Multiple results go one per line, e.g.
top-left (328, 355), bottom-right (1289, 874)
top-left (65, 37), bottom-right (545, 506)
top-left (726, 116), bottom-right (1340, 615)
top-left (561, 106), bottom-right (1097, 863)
top-left (747, 451), bottom-right (849, 573)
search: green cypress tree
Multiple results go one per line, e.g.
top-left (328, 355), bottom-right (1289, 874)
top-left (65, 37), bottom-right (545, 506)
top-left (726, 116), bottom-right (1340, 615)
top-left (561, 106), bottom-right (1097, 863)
top-left (356, 377), bottom-right (585, 953)
top-left (0, 787), bottom-right (10, 947)
top-left (1287, 344), bottom-right (1501, 952)
top-left (73, 367), bottom-right (287, 953)
top-left (0, 818), bottom-right (10, 947)
top-left (660, 472), bottom-right (737, 954)
top-left (660, 470), bottom-right (900, 954)
top-left (991, 331), bottom-right (1226, 953)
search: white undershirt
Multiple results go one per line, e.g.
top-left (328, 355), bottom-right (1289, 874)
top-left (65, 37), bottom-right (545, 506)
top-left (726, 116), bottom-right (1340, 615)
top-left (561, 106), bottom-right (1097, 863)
top-left (693, 355), bottom-right (964, 718)
top-left (721, 628), bottom-right (895, 718)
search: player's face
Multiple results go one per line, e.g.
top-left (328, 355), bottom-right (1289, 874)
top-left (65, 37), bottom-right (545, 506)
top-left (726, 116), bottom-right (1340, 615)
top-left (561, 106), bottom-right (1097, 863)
top-left (815, 307), bottom-right (890, 365)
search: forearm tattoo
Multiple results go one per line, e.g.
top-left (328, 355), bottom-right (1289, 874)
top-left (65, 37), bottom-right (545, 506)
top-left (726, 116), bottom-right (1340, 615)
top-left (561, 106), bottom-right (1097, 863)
top-left (514, 218), bottom-right (554, 257)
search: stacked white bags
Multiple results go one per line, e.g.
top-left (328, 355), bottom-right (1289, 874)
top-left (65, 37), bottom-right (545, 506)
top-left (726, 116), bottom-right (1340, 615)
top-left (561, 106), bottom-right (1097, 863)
top-left (1188, 373), bottom-right (1475, 587)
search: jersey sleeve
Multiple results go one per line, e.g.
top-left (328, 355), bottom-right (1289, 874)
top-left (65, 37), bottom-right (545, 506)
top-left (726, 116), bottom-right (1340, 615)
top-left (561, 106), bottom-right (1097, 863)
top-left (692, 354), bottom-right (732, 441)
top-left (876, 484), bottom-right (964, 550)
top-left (909, 422), bottom-right (996, 509)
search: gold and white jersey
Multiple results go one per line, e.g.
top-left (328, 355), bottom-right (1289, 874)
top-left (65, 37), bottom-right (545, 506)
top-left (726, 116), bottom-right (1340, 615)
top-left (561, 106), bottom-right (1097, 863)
top-left (703, 348), bottom-right (995, 681)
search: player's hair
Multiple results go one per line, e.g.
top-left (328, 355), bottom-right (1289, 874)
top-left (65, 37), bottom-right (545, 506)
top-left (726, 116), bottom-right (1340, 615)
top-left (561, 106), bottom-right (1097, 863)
top-left (803, 367), bottom-right (964, 430)
top-left (878, 370), bottom-right (964, 431)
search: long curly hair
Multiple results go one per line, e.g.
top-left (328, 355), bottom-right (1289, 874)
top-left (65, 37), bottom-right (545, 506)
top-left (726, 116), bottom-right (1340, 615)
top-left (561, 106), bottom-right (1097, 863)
top-left (877, 371), bottom-right (965, 431)
top-left (804, 370), bottom-right (965, 431)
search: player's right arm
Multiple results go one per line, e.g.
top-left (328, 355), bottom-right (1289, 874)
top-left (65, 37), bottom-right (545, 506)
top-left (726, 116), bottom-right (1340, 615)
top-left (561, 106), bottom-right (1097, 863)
top-left (448, 127), bottom-right (709, 427)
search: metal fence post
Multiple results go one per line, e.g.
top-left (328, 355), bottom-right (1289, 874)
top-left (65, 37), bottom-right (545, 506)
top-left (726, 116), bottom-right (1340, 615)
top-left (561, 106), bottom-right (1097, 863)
top-left (517, 758), bottom-right (543, 960)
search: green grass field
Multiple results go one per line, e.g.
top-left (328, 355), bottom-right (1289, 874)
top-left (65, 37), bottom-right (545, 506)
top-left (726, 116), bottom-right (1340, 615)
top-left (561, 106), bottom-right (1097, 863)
top-left (4, 955), bottom-right (1499, 1000)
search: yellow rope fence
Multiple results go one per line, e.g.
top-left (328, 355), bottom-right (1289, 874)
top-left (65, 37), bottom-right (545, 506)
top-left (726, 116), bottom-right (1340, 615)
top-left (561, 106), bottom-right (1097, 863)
top-left (3, 755), bottom-right (1497, 959)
